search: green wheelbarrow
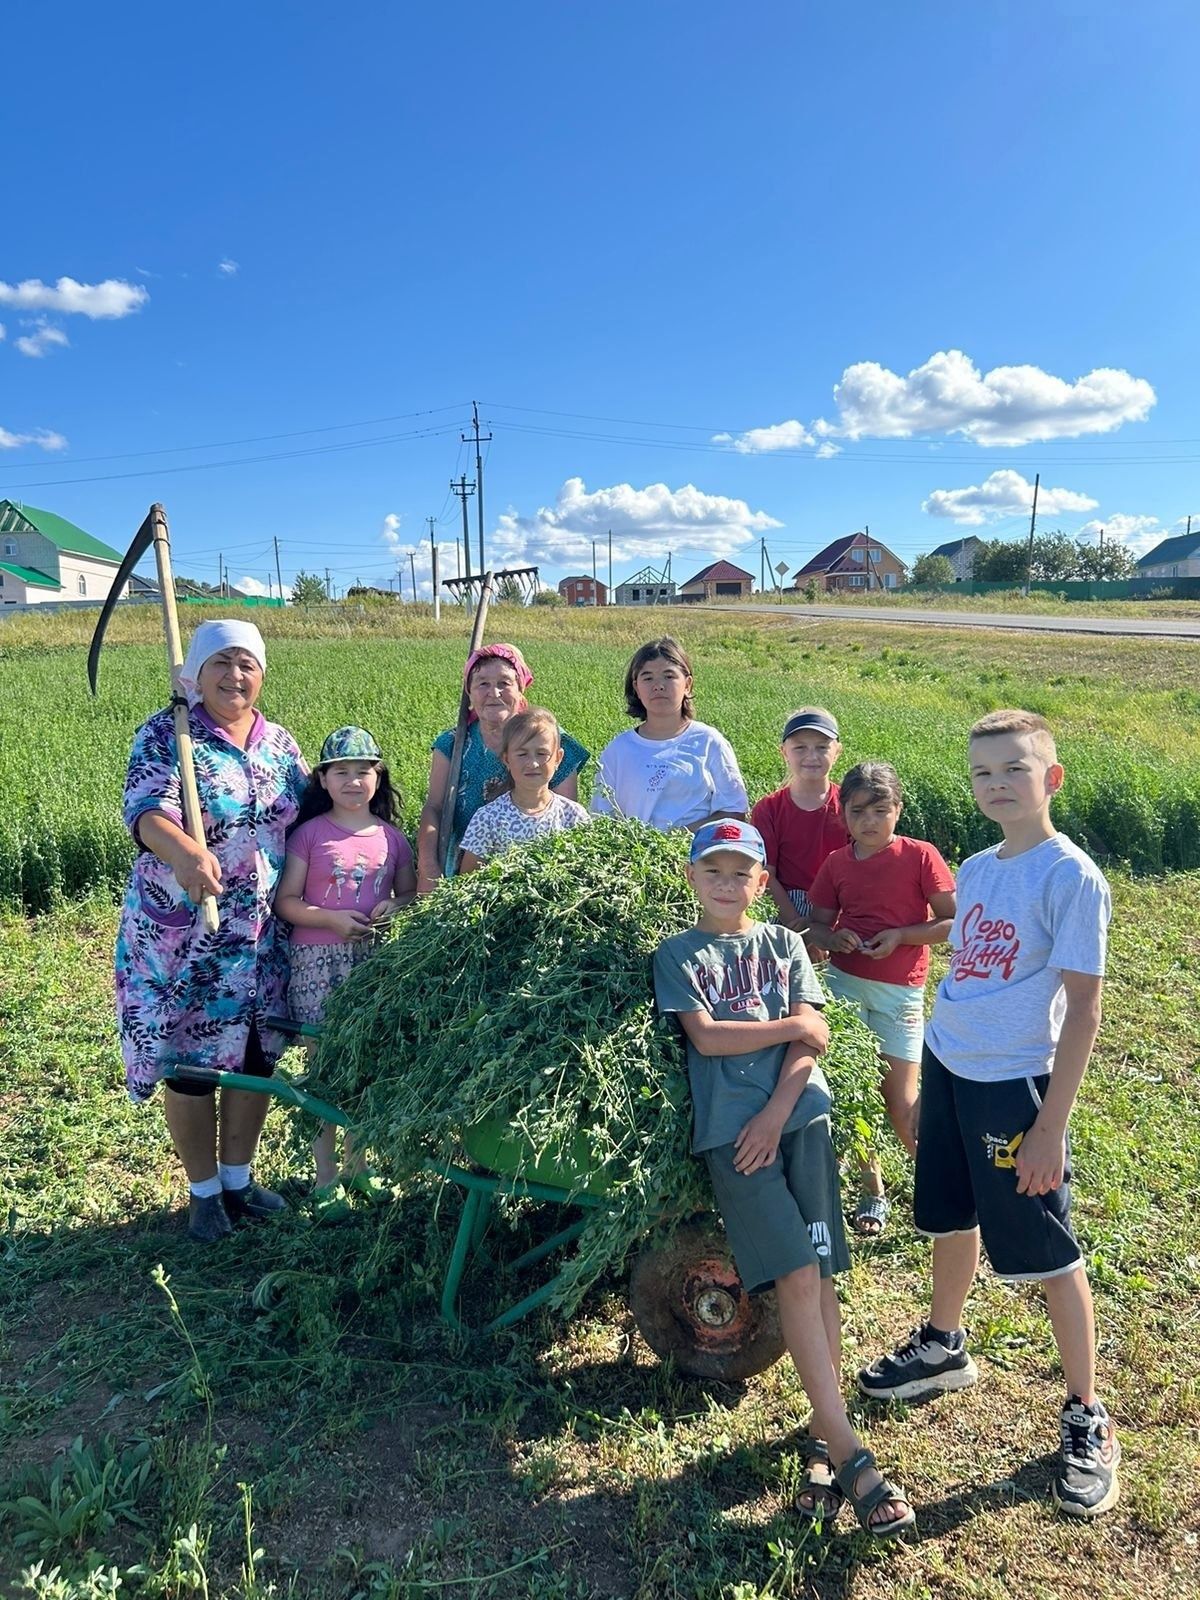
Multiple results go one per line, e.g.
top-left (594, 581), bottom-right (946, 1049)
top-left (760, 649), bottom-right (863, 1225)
top-left (163, 1027), bottom-right (785, 1381)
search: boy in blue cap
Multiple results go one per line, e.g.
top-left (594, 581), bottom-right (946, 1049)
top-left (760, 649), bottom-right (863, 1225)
top-left (856, 710), bottom-right (1119, 1519)
top-left (653, 819), bottom-right (914, 1538)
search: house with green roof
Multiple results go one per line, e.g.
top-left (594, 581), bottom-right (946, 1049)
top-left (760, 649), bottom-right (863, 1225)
top-left (0, 501), bottom-right (126, 607)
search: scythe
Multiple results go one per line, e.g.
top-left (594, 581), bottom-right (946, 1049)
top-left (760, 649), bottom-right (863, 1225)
top-left (88, 504), bottom-right (221, 933)
top-left (438, 570), bottom-right (495, 875)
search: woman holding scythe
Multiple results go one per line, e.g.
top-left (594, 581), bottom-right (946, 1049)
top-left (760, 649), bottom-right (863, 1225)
top-left (116, 618), bottom-right (308, 1242)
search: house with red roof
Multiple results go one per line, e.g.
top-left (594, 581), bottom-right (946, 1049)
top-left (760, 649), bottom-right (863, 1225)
top-left (793, 530), bottom-right (906, 593)
top-left (678, 558), bottom-right (755, 602)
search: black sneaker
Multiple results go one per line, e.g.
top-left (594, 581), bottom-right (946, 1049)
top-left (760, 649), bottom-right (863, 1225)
top-left (1053, 1397), bottom-right (1120, 1518)
top-left (187, 1193), bottom-right (233, 1243)
top-left (858, 1324), bottom-right (979, 1402)
top-left (222, 1181), bottom-right (287, 1222)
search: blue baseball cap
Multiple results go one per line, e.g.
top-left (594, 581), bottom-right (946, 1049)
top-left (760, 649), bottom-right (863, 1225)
top-left (689, 819), bottom-right (767, 866)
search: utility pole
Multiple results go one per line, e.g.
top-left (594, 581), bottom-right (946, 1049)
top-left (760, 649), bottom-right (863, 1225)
top-left (451, 475), bottom-right (476, 579)
top-left (431, 543), bottom-right (441, 623)
top-left (592, 540), bottom-right (599, 605)
top-left (462, 401), bottom-right (492, 573)
top-left (273, 536), bottom-right (284, 601)
top-left (427, 517), bottom-right (439, 618)
top-left (325, 566), bottom-right (332, 601)
top-left (409, 551), bottom-right (417, 603)
top-left (607, 528), bottom-right (613, 604)
top-left (761, 536), bottom-right (766, 595)
top-left (1022, 473), bottom-right (1040, 597)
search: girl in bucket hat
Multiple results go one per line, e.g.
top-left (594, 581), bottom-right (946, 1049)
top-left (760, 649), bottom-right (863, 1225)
top-left (276, 727), bottom-right (416, 1217)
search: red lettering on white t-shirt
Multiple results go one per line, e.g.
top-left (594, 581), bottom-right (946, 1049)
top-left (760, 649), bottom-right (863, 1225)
top-left (950, 901), bottom-right (1021, 982)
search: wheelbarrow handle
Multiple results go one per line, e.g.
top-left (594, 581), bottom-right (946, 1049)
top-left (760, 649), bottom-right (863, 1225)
top-left (265, 1014), bottom-right (322, 1039)
top-left (160, 1063), bottom-right (350, 1126)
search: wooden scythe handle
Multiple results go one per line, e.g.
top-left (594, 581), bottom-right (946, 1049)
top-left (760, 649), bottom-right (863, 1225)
top-left (438, 571), bottom-right (495, 876)
top-left (151, 506), bottom-right (220, 935)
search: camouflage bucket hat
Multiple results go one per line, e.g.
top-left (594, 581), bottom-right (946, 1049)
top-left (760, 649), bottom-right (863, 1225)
top-left (316, 726), bottom-right (383, 767)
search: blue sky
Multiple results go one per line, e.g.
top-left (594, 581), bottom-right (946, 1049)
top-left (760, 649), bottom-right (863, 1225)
top-left (2, 1), bottom-right (1197, 597)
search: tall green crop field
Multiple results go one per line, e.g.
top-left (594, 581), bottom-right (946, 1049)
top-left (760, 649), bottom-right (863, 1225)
top-left (3, 606), bottom-right (1199, 910)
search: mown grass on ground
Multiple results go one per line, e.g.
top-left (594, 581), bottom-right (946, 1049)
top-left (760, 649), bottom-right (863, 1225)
top-left (2, 873), bottom-right (1199, 1600)
top-left (4, 606), bottom-right (1200, 912)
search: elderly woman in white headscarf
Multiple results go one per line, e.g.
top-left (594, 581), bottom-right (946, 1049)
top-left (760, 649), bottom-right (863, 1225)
top-left (117, 619), bottom-right (308, 1242)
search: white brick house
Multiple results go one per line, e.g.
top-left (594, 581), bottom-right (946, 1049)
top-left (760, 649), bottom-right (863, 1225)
top-left (0, 501), bottom-right (126, 607)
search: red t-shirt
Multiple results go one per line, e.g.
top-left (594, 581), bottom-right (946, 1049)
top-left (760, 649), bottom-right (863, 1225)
top-left (808, 836), bottom-right (956, 987)
top-left (750, 783), bottom-right (848, 893)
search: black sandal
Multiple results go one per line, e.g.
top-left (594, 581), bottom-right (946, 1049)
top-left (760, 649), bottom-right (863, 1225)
top-left (795, 1439), bottom-right (844, 1524)
top-left (835, 1447), bottom-right (915, 1539)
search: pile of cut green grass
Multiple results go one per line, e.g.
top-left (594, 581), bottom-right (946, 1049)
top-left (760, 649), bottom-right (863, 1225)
top-left (311, 818), bottom-right (886, 1309)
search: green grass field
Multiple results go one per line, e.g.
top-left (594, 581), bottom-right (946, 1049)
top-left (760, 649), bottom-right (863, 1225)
top-left (4, 604), bottom-right (1200, 909)
top-left (2, 607), bottom-right (1199, 1599)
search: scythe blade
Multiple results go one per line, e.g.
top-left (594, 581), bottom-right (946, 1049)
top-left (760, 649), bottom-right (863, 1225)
top-left (87, 508), bottom-right (156, 695)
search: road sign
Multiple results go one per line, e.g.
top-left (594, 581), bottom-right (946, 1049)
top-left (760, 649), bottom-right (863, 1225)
top-left (775, 561), bottom-right (789, 576)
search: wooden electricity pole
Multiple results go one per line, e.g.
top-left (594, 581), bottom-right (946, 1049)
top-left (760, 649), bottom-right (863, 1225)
top-left (462, 402), bottom-right (492, 573)
top-left (451, 475), bottom-right (475, 579)
top-left (1022, 473), bottom-right (1040, 597)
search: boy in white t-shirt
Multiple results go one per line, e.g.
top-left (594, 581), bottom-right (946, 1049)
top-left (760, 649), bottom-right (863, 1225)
top-left (857, 710), bottom-right (1120, 1520)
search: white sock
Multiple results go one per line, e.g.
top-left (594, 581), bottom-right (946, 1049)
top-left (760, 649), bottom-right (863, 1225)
top-left (190, 1175), bottom-right (223, 1199)
top-left (218, 1162), bottom-right (251, 1191)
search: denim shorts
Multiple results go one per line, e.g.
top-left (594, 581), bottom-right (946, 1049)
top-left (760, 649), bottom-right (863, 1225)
top-left (822, 966), bottom-right (925, 1061)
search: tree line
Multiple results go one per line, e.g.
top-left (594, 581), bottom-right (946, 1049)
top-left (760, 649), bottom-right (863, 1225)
top-left (910, 532), bottom-right (1138, 588)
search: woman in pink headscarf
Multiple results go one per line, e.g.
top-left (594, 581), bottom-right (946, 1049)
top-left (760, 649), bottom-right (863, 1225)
top-left (414, 642), bottom-right (589, 890)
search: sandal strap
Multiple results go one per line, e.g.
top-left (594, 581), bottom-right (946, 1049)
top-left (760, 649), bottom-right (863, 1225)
top-left (835, 1448), bottom-right (909, 1528)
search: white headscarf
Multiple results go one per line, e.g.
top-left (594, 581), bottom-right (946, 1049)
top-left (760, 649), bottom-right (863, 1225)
top-left (178, 620), bottom-right (267, 707)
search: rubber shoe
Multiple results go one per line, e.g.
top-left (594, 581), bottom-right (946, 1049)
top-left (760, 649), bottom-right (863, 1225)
top-left (187, 1193), bottom-right (233, 1243)
top-left (858, 1324), bottom-right (979, 1402)
top-left (1053, 1398), bottom-right (1121, 1519)
top-left (222, 1180), bottom-right (287, 1222)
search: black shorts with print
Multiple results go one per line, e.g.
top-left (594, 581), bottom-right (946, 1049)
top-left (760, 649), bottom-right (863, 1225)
top-left (913, 1046), bottom-right (1082, 1282)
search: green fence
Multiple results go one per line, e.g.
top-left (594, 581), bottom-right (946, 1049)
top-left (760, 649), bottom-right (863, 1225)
top-left (956, 577), bottom-right (1200, 600)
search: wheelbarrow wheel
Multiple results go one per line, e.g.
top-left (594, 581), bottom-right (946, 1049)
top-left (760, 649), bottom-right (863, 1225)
top-left (629, 1220), bottom-right (785, 1381)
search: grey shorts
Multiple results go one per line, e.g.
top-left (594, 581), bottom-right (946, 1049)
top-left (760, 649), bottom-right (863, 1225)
top-left (702, 1100), bottom-right (851, 1293)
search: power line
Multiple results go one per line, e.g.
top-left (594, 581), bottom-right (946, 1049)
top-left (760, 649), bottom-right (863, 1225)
top-left (0, 403), bottom-right (470, 474)
top-left (0, 422), bottom-right (465, 490)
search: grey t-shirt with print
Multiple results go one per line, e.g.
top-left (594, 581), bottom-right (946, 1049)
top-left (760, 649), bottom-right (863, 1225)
top-left (653, 922), bottom-right (827, 1153)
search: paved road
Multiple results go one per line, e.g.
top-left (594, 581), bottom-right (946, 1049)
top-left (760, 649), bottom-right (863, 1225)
top-left (704, 603), bottom-right (1200, 640)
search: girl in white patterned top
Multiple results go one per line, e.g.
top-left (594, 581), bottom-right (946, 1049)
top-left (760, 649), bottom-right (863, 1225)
top-left (459, 708), bottom-right (590, 869)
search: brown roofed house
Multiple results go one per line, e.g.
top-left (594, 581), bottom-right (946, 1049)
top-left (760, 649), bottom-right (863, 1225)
top-left (793, 531), bottom-right (906, 594)
top-left (678, 559), bottom-right (755, 602)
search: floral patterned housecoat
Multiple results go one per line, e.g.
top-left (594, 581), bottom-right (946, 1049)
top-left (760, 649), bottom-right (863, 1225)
top-left (117, 704), bottom-right (308, 1102)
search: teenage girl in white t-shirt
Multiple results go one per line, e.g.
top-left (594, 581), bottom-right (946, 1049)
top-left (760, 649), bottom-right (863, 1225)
top-left (589, 637), bottom-right (749, 832)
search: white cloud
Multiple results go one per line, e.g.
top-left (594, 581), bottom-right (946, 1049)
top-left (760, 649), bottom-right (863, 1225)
top-left (233, 574), bottom-right (270, 596)
top-left (490, 477), bottom-right (781, 568)
top-left (713, 418), bottom-right (815, 454)
top-left (0, 276), bottom-right (148, 319)
top-left (818, 349), bottom-right (1154, 446)
top-left (14, 321), bottom-right (69, 358)
top-left (218, 259), bottom-right (239, 277)
top-left (1076, 513), bottom-right (1168, 558)
top-left (380, 512), bottom-right (403, 553)
top-left (724, 348), bottom-right (1156, 454)
top-left (923, 469), bottom-right (1098, 527)
top-left (0, 425), bottom-right (68, 451)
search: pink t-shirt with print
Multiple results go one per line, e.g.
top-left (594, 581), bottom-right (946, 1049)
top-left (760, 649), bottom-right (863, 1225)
top-left (285, 814), bottom-right (412, 946)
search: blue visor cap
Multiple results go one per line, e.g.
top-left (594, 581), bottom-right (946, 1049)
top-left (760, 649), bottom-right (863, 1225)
top-left (782, 711), bottom-right (839, 743)
top-left (689, 819), bottom-right (767, 866)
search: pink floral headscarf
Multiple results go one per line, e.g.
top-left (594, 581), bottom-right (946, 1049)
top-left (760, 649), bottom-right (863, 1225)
top-left (463, 643), bottom-right (533, 724)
